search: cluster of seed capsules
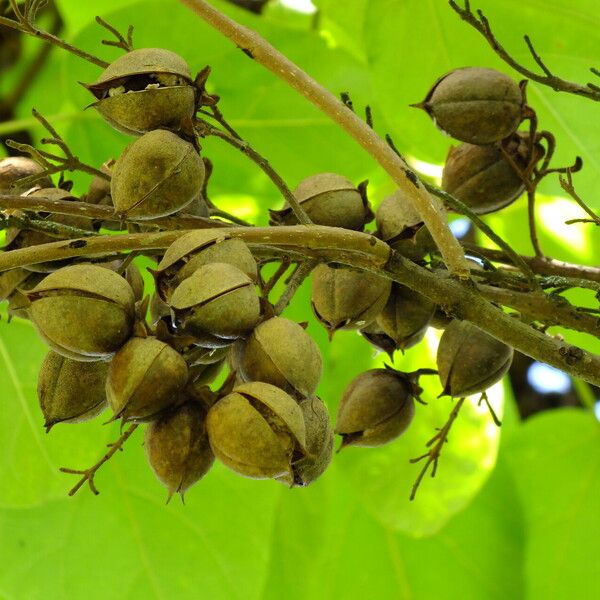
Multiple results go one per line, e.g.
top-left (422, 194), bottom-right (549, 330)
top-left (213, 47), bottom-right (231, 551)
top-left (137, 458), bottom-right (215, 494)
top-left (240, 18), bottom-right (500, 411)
top-left (0, 48), bottom-right (529, 498)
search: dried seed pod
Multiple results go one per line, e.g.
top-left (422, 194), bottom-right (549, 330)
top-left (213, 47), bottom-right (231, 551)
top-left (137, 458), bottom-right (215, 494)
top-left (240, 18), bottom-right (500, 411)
top-left (169, 262), bottom-right (260, 342)
top-left (207, 381), bottom-right (306, 479)
top-left (415, 67), bottom-right (525, 144)
top-left (124, 263), bottom-right (145, 303)
top-left (111, 129), bottom-right (205, 220)
top-left (5, 272), bottom-right (45, 320)
top-left (26, 264), bottom-right (135, 361)
top-left (437, 320), bottom-right (514, 397)
top-left (372, 284), bottom-right (435, 353)
top-left (311, 264), bottom-right (391, 334)
top-left (375, 190), bottom-right (434, 261)
top-left (0, 268), bottom-right (30, 301)
top-left (335, 369), bottom-right (416, 448)
top-left (237, 316), bottom-right (322, 397)
top-left (85, 48), bottom-right (196, 136)
top-left (278, 397), bottom-right (333, 487)
top-left (145, 401), bottom-right (214, 499)
top-left (155, 231), bottom-right (257, 300)
top-left (37, 351), bottom-right (108, 431)
top-left (442, 132), bottom-right (544, 214)
top-left (0, 156), bottom-right (52, 193)
top-left (106, 336), bottom-right (188, 422)
top-left (269, 173), bottom-right (373, 230)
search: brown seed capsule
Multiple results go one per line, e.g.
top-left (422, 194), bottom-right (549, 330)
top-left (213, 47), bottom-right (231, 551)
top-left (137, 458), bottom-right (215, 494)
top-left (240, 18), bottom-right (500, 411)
top-left (374, 284), bottom-right (435, 352)
top-left (189, 358), bottom-right (225, 388)
top-left (279, 396), bottom-right (333, 487)
top-left (415, 67), bottom-right (525, 144)
top-left (311, 264), bottom-right (391, 334)
top-left (155, 231), bottom-right (257, 300)
top-left (106, 336), bottom-right (188, 422)
top-left (5, 272), bottom-right (45, 321)
top-left (237, 316), bottom-right (322, 397)
top-left (37, 351), bottom-right (108, 431)
top-left (206, 381), bottom-right (306, 479)
top-left (375, 190), bottom-right (434, 261)
top-left (269, 173), bottom-right (373, 230)
top-left (335, 369), bottom-right (416, 448)
top-left (442, 132), bottom-right (544, 214)
top-left (27, 264), bottom-right (135, 361)
top-left (145, 402), bottom-right (214, 499)
top-left (111, 129), bottom-right (205, 220)
top-left (83, 160), bottom-right (114, 206)
top-left (0, 156), bottom-right (52, 193)
top-left (437, 320), bottom-right (514, 397)
top-left (85, 48), bottom-right (196, 136)
top-left (169, 262), bottom-right (260, 342)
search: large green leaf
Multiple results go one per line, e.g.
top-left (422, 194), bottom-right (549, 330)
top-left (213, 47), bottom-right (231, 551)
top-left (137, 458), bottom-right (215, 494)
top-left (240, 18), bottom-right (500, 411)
top-left (504, 409), bottom-right (600, 600)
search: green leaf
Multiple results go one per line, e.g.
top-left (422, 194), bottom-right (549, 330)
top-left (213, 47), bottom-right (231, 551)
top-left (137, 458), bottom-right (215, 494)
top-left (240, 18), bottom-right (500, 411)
top-left (504, 408), bottom-right (600, 600)
top-left (0, 314), bottom-right (115, 508)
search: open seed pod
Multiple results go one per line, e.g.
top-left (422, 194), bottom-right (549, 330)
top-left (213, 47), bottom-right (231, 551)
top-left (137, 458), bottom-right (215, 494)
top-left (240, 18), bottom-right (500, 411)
top-left (106, 336), bottom-right (188, 422)
top-left (278, 396), bottom-right (333, 487)
top-left (0, 156), bottom-right (52, 193)
top-left (437, 320), bottom-right (514, 397)
top-left (189, 358), bottom-right (225, 388)
top-left (415, 67), bottom-right (525, 144)
top-left (145, 401), bottom-right (214, 500)
top-left (111, 129), bottom-right (205, 220)
top-left (5, 272), bottom-right (45, 320)
top-left (155, 231), bottom-right (257, 301)
top-left (311, 264), bottom-right (391, 334)
top-left (37, 351), bottom-right (108, 431)
top-left (206, 381), bottom-right (307, 479)
top-left (237, 316), bottom-right (322, 397)
top-left (83, 159), bottom-right (113, 206)
top-left (269, 173), bottom-right (373, 230)
top-left (442, 132), bottom-right (544, 215)
top-left (375, 190), bottom-right (434, 261)
top-left (85, 48), bottom-right (196, 136)
top-left (371, 284), bottom-right (435, 353)
top-left (335, 368), bottom-right (416, 448)
top-left (169, 262), bottom-right (260, 342)
top-left (26, 264), bottom-right (135, 361)
top-left (0, 268), bottom-right (30, 301)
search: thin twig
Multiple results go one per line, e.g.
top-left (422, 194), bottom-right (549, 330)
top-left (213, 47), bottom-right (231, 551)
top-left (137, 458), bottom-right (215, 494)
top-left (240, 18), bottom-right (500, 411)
top-left (0, 2), bottom-right (109, 67)
top-left (95, 16), bottom-right (134, 52)
top-left (0, 213), bottom-right (97, 239)
top-left (59, 424), bottom-right (138, 496)
top-left (274, 259), bottom-right (317, 314)
top-left (559, 170), bottom-right (600, 226)
top-left (196, 119), bottom-right (312, 225)
top-left (478, 391), bottom-right (501, 426)
top-left (409, 397), bottom-right (465, 501)
top-left (527, 188), bottom-right (543, 257)
top-left (261, 257), bottom-right (291, 298)
top-left (449, 1), bottom-right (600, 102)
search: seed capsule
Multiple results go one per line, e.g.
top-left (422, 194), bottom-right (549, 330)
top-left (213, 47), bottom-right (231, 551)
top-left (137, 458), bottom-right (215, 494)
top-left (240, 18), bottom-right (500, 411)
top-left (111, 129), bottom-right (205, 220)
top-left (279, 397), bottom-right (333, 487)
top-left (437, 320), bottom-right (514, 397)
top-left (37, 351), bottom-right (108, 431)
top-left (145, 402), bottom-right (214, 500)
top-left (26, 264), bottom-right (135, 361)
top-left (106, 336), bottom-right (188, 422)
top-left (0, 156), bottom-right (52, 193)
top-left (206, 381), bottom-right (306, 479)
top-left (169, 262), bottom-right (260, 342)
top-left (237, 316), bottom-right (322, 397)
top-left (415, 67), bottom-right (525, 144)
top-left (368, 284), bottom-right (435, 353)
top-left (311, 264), bottom-right (391, 334)
top-left (375, 190), bottom-right (434, 261)
top-left (85, 48), bottom-right (196, 136)
top-left (335, 369), bottom-right (416, 448)
top-left (269, 173), bottom-right (373, 230)
top-left (155, 231), bottom-right (257, 300)
top-left (442, 132), bottom-right (544, 214)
